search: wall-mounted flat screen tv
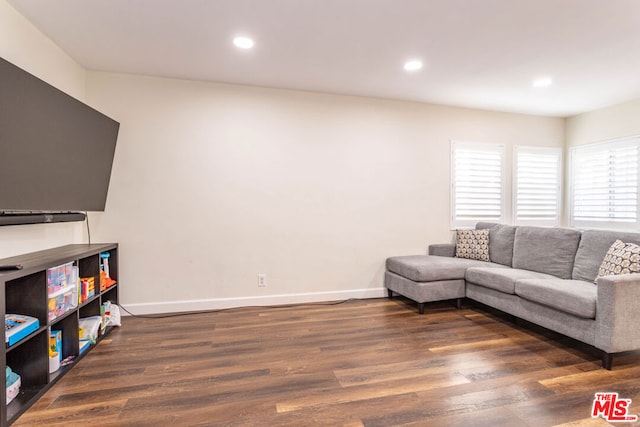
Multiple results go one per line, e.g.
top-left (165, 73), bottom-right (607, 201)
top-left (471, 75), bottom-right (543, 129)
top-left (0, 57), bottom-right (119, 212)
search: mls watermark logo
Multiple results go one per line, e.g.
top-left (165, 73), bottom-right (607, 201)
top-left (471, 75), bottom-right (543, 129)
top-left (592, 392), bottom-right (638, 422)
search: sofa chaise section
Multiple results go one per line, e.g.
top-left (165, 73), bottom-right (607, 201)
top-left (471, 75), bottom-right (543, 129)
top-left (385, 223), bottom-right (640, 369)
top-left (385, 251), bottom-right (505, 314)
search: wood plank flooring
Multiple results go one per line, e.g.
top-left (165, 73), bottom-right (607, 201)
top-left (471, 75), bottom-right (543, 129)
top-left (13, 298), bottom-right (640, 426)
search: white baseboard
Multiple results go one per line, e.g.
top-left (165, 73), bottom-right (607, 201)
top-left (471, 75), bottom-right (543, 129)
top-left (120, 287), bottom-right (387, 315)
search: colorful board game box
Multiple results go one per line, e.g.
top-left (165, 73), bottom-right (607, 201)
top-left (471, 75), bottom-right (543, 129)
top-left (5, 314), bottom-right (39, 347)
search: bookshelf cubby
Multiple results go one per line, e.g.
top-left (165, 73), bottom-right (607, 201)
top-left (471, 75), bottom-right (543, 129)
top-left (0, 244), bottom-right (119, 426)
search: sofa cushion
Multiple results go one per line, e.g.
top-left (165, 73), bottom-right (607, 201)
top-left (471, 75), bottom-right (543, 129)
top-left (595, 240), bottom-right (640, 282)
top-left (428, 243), bottom-right (456, 257)
top-left (455, 229), bottom-right (490, 261)
top-left (465, 267), bottom-right (557, 295)
top-left (476, 222), bottom-right (516, 266)
top-left (512, 226), bottom-right (581, 279)
top-left (386, 255), bottom-right (503, 282)
top-left (573, 230), bottom-right (640, 282)
top-left (515, 279), bottom-right (597, 319)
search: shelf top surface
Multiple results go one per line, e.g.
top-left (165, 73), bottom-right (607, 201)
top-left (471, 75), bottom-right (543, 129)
top-left (0, 244), bottom-right (117, 281)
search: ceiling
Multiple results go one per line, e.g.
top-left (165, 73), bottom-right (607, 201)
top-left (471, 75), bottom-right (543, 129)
top-left (8, 0), bottom-right (640, 117)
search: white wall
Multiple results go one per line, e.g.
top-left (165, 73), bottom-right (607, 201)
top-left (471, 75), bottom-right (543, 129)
top-left (1, 0), bottom-right (566, 311)
top-left (0, 1), bottom-right (85, 98)
top-left (0, 0), bottom-right (87, 259)
top-left (86, 71), bottom-right (564, 313)
top-left (564, 97), bottom-right (640, 224)
top-left (566, 98), bottom-right (640, 147)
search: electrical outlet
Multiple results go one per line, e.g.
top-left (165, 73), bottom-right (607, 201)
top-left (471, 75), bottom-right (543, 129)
top-left (258, 273), bottom-right (267, 287)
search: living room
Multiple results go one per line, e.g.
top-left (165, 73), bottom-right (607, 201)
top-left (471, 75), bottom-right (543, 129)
top-left (2, 1), bottom-right (640, 425)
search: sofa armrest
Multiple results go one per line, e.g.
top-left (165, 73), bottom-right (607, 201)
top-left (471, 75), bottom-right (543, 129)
top-left (595, 273), bottom-right (640, 353)
top-left (428, 243), bottom-right (456, 257)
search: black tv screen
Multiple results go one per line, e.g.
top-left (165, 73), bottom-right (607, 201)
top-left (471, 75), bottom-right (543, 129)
top-left (0, 57), bottom-right (119, 212)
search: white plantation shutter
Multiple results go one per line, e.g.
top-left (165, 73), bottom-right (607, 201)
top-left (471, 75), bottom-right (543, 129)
top-left (571, 137), bottom-right (640, 229)
top-left (450, 141), bottom-right (505, 229)
top-left (514, 147), bottom-right (561, 225)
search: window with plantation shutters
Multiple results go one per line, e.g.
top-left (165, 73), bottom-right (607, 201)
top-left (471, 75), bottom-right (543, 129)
top-left (514, 146), bottom-right (561, 226)
top-left (570, 137), bottom-right (640, 230)
top-left (450, 141), bottom-right (505, 229)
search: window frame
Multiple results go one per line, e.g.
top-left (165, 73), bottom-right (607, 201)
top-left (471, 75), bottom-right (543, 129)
top-left (450, 140), bottom-right (506, 230)
top-left (512, 146), bottom-right (562, 227)
top-left (569, 136), bottom-right (640, 231)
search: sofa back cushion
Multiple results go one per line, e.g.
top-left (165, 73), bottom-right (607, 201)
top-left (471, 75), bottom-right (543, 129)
top-left (476, 222), bottom-right (516, 266)
top-left (573, 230), bottom-right (640, 282)
top-left (512, 226), bottom-right (581, 279)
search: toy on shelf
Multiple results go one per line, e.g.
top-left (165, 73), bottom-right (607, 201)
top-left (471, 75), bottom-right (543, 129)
top-left (99, 252), bottom-right (117, 291)
top-left (49, 329), bottom-right (62, 373)
top-left (101, 301), bottom-right (122, 330)
top-left (100, 252), bottom-right (110, 277)
top-left (6, 366), bottom-right (20, 405)
top-left (79, 316), bottom-right (102, 344)
top-left (48, 288), bottom-right (78, 321)
top-left (47, 263), bottom-right (78, 321)
top-left (99, 270), bottom-right (116, 292)
top-left (60, 356), bottom-right (75, 367)
top-left (79, 277), bottom-right (95, 304)
top-left (46, 263), bottom-right (77, 296)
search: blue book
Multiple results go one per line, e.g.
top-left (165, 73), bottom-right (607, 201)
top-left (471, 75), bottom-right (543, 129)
top-left (79, 339), bottom-right (91, 355)
top-left (5, 314), bottom-right (39, 346)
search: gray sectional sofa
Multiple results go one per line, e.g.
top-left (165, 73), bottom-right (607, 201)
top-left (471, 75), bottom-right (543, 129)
top-left (385, 222), bottom-right (640, 369)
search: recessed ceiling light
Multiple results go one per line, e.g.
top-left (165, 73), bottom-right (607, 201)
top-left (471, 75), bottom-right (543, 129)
top-left (233, 36), bottom-right (254, 49)
top-left (404, 60), bottom-right (423, 72)
top-left (532, 77), bottom-right (552, 88)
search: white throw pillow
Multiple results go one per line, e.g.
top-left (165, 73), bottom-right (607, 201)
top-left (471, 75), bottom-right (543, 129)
top-left (594, 239), bottom-right (640, 283)
top-left (455, 229), bottom-right (490, 262)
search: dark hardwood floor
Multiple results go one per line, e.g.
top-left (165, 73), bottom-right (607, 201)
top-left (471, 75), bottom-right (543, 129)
top-left (13, 298), bottom-right (640, 426)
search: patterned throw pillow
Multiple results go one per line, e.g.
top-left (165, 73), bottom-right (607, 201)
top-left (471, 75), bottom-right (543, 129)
top-left (455, 229), bottom-right (490, 262)
top-left (594, 239), bottom-right (640, 283)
